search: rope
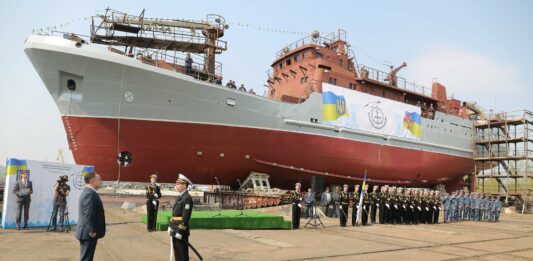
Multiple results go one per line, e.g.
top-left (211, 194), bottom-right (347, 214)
top-left (116, 63), bottom-right (126, 183)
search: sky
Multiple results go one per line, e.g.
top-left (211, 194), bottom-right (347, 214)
top-left (0, 0), bottom-right (532, 165)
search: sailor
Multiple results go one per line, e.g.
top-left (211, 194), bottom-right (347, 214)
top-left (483, 195), bottom-right (491, 222)
top-left (463, 192), bottom-right (471, 221)
top-left (168, 173), bottom-right (194, 261)
top-left (339, 184), bottom-right (350, 227)
top-left (146, 174), bottom-right (162, 232)
top-left (404, 189), bottom-right (413, 225)
top-left (413, 189), bottom-right (421, 224)
top-left (442, 193), bottom-right (451, 223)
top-left (378, 186), bottom-right (388, 224)
top-left (422, 190), bottom-right (431, 224)
top-left (397, 187), bottom-right (405, 224)
top-left (351, 185), bottom-right (360, 226)
top-left (428, 190), bottom-right (435, 224)
top-left (290, 183), bottom-right (303, 229)
top-left (469, 192), bottom-right (475, 221)
top-left (489, 196), bottom-right (496, 222)
top-left (473, 193), bottom-right (481, 221)
top-left (389, 186), bottom-right (398, 224)
top-left (493, 196), bottom-right (502, 222)
top-left (450, 191), bottom-right (458, 222)
top-left (433, 191), bottom-right (441, 224)
top-left (457, 191), bottom-right (464, 222)
top-left (238, 83), bottom-right (247, 92)
top-left (361, 184), bottom-right (370, 226)
top-left (478, 194), bottom-right (484, 221)
top-left (370, 185), bottom-right (379, 224)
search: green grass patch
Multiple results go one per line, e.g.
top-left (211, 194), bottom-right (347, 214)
top-left (141, 210), bottom-right (291, 230)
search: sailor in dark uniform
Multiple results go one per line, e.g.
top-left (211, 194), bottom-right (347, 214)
top-left (351, 185), bottom-right (360, 226)
top-left (339, 184), bottom-right (349, 227)
top-left (403, 188), bottom-right (412, 225)
top-left (378, 185), bottom-right (387, 224)
top-left (428, 190), bottom-right (435, 224)
top-left (370, 185), bottom-right (379, 224)
top-left (290, 183), bottom-right (303, 229)
top-left (390, 187), bottom-right (398, 224)
top-left (361, 184), bottom-right (371, 225)
top-left (433, 191), bottom-right (441, 224)
top-left (168, 174), bottom-right (194, 261)
top-left (397, 187), bottom-right (405, 224)
top-left (146, 174), bottom-right (162, 232)
top-left (413, 189), bottom-right (421, 224)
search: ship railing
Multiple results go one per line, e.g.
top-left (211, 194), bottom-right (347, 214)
top-left (357, 66), bottom-right (432, 97)
top-left (276, 34), bottom-right (340, 58)
top-left (140, 48), bottom-right (223, 78)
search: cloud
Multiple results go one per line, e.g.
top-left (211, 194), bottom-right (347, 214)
top-left (405, 48), bottom-right (528, 111)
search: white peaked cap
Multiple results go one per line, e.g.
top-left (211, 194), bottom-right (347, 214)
top-left (177, 173), bottom-right (193, 185)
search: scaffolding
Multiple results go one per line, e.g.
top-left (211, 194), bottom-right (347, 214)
top-left (473, 110), bottom-right (533, 213)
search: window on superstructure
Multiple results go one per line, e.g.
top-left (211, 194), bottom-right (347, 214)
top-left (294, 56), bottom-right (299, 63)
top-left (280, 61), bottom-right (284, 69)
top-left (286, 59), bottom-right (292, 66)
top-left (302, 52), bottom-right (307, 59)
top-left (338, 59), bottom-right (343, 67)
top-left (300, 77), bottom-right (308, 84)
top-left (315, 52), bottom-right (322, 59)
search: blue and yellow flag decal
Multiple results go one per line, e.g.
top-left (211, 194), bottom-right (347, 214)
top-left (403, 111), bottom-right (422, 138)
top-left (322, 91), bottom-right (349, 121)
top-left (5, 158), bottom-right (28, 176)
top-left (82, 166), bottom-right (95, 177)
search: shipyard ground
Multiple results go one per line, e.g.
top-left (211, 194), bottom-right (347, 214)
top-left (1, 205), bottom-right (533, 260)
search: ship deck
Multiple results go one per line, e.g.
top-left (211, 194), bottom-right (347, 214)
top-left (1, 194), bottom-right (533, 260)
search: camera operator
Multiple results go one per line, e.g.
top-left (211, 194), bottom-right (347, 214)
top-left (51, 175), bottom-right (70, 231)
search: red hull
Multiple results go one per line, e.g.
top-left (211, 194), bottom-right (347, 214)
top-left (63, 116), bottom-right (473, 190)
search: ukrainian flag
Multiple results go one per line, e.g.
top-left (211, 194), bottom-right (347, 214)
top-left (403, 111), bottom-right (422, 138)
top-left (322, 91), bottom-right (349, 121)
top-left (82, 166), bottom-right (95, 177)
top-left (5, 158), bottom-right (28, 176)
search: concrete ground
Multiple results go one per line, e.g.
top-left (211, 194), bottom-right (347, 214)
top-left (1, 206), bottom-right (533, 261)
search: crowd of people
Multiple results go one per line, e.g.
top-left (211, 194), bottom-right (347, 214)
top-left (442, 191), bottom-right (502, 223)
top-left (289, 183), bottom-right (503, 229)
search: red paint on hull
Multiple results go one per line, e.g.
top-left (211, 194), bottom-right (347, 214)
top-left (62, 116), bottom-right (474, 190)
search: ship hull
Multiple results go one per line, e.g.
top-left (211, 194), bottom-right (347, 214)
top-left (63, 115), bottom-right (473, 189)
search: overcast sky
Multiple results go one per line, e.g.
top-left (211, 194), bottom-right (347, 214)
top-left (1, 0), bottom-right (532, 165)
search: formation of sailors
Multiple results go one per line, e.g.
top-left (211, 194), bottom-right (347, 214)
top-left (290, 183), bottom-right (503, 229)
top-left (442, 191), bottom-right (501, 223)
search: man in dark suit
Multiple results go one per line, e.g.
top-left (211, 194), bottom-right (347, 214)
top-left (168, 174), bottom-right (194, 261)
top-left (75, 172), bottom-right (106, 261)
top-left (13, 170), bottom-right (33, 230)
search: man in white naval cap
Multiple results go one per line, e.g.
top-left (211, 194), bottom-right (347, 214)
top-left (168, 173), bottom-right (194, 261)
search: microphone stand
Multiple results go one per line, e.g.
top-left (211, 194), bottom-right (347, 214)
top-left (212, 177), bottom-right (224, 217)
top-left (236, 179), bottom-right (246, 216)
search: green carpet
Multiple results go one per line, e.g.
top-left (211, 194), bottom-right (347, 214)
top-left (141, 210), bottom-right (292, 231)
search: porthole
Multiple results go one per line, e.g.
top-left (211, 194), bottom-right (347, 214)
top-left (67, 79), bottom-right (76, 91)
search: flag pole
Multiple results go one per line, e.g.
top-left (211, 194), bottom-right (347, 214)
top-left (356, 169), bottom-right (367, 226)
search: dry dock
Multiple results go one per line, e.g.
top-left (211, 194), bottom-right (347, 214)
top-left (1, 204), bottom-right (533, 261)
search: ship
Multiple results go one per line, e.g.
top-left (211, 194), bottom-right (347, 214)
top-left (24, 9), bottom-right (477, 191)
